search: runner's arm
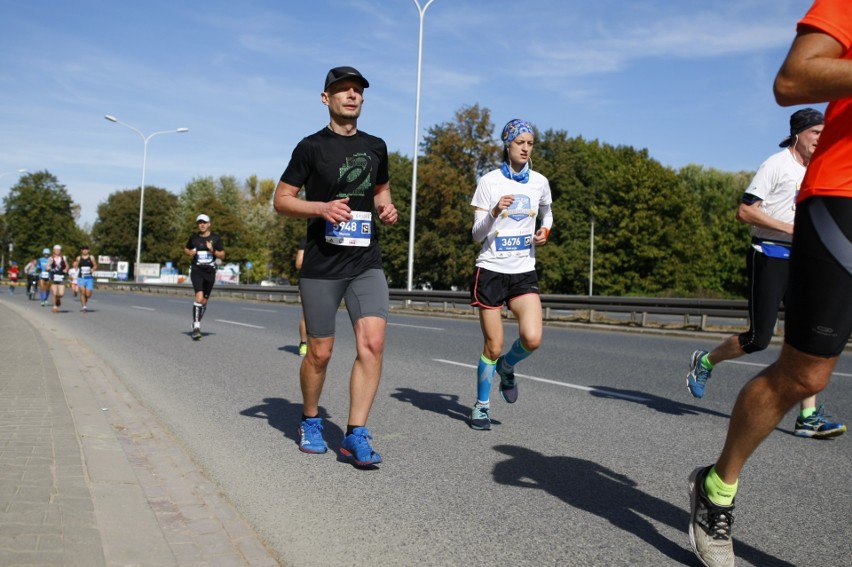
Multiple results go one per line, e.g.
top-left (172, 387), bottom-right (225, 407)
top-left (736, 201), bottom-right (794, 236)
top-left (273, 181), bottom-right (352, 224)
top-left (374, 182), bottom-right (397, 225)
top-left (775, 27), bottom-right (852, 105)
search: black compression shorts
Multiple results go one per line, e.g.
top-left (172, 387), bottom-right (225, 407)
top-left (785, 196), bottom-right (852, 357)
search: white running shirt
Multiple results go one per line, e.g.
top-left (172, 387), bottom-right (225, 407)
top-left (471, 168), bottom-right (553, 274)
top-left (746, 148), bottom-right (804, 244)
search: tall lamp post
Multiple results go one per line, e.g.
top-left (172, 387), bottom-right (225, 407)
top-left (406, 0), bottom-right (437, 291)
top-left (104, 115), bottom-right (188, 281)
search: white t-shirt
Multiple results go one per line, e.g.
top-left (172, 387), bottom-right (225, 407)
top-left (471, 168), bottom-right (553, 274)
top-left (745, 148), bottom-right (803, 244)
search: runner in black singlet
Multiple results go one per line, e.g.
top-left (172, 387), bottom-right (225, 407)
top-left (184, 214), bottom-right (225, 340)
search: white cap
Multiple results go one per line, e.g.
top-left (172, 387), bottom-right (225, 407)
top-left (53, 244), bottom-right (62, 250)
top-left (196, 214), bottom-right (210, 223)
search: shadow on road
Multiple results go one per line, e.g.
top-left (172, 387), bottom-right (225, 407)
top-left (589, 386), bottom-right (731, 418)
top-left (389, 387), bottom-right (502, 426)
top-left (588, 386), bottom-right (813, 437)
top-left (239, 397), bottom-right (345, 451)
top-left (491, 445), bottom-right (795, 567)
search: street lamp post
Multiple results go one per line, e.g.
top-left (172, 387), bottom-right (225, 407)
top-left (104, 115), bottom-right (188, 281)
top-left (406, 0), bottom-right (437, 291)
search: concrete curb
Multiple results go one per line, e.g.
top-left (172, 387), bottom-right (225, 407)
top-left (0, 299), bottom-right (280, 566)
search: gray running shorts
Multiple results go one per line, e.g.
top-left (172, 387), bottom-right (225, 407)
top-left (299, 268), bottom-right (389, 338)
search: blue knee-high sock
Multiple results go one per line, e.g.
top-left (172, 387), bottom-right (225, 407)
top-left (477, 354), bottom-right (497, 403)
top-left (503, 338), bottom-right (532, 370)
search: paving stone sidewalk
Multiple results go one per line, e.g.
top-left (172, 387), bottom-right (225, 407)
top-left (0, 299), bottom-right (280, 566)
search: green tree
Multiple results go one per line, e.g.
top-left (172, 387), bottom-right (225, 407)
top-left (584, 145), bottom-right (704, 296)
top-left (91, 187), bottom-right (180, 269)
top-left (380, 152), bottom-right (412, 288)
top-left (2, 171), bottom-right (87, 263)
top-left (244, 176), bottom-right (300, 284)
top-left (534, 132), bottom-right (600, 294)
top-left (678, 164), bottom-right (752, 297)
top-left (414, 104), bottom-right (500, 289)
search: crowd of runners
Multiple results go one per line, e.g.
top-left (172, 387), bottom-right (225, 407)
top-left (13, 244), bottom-right (98, 313)
top-left (4, 2), bottom-right (849, 563)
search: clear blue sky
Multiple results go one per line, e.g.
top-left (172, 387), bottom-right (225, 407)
top-left (0, 0), bottom-right (819, 227)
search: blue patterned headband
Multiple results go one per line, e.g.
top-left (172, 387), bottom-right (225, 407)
top-left (501, 119), bottom-right (534, 146)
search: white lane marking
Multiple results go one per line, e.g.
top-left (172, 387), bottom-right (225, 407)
top-left (215, 319), bottom-right (265, 329)
top-left (727, 360), bottom-right (771, 368)
top-left (389, 322), bottom-right (444, 331)
top-left (131, 306), bottom-right (155, 311)
top-left (434, 359), bottom-right (651, 402)
top-left (726, 359), bottom-right (851, 378)
top-left (242, 307), bottom-right (278, 313)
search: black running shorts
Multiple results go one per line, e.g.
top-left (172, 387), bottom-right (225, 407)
top-left (785, 196), bottom-right (852, 357)
top-left (190, 266), bottom-right (216, 298)
top-left (469, 267), bottom-right (540, 309)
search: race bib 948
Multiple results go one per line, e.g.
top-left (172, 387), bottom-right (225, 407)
top-left (325, 211), bottom-right (372, 247)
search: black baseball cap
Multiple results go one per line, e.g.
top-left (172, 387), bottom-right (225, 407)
top-left (324, 66), bottom-right (369, 91)
top-left (779, 107), bottom-right (824, 147)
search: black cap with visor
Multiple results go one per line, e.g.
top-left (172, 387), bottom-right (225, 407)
top-left (324, 66), bottom-right (369, 91)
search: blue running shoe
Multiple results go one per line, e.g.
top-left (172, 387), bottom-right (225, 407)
top-left (687, 350), bottom-right (712, 399)
top-left (496, 356), bottom-right (518, 404)
top-left (794, 405), bottom-right (847, 438)
top-left (469, 403), bottom-right (492, 430)
top-left (341, 426), bottom-right (382, 466)
top-left (298, 417), bottom-right (328, 454)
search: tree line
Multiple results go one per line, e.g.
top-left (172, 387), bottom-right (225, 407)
top-left (1, 104), bottom-right (753, 298)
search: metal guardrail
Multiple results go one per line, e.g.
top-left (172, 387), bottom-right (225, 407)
top-left (100, 281), bottom-right (755, 332)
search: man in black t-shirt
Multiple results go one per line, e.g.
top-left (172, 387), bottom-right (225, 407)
top-left (273, 66), bottom-right (398, 467)
top-left (184, 213), bottom-right (225, 340)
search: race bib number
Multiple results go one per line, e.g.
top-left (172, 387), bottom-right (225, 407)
top-left (325, 211), bottom-right (372, 247)
top-left (40, 271), bottom-right (50, 279)
top-left (80, 266), bottom-right (92, 276)
top-left (196, 250), bottom-right (214, 265)
top-left (52, 273), bottom-right (65, 283)
top-left (494, 229), bottom-right (532, 258)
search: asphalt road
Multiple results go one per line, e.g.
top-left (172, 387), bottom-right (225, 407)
top-left (6, 290), bottom-right (850, 567)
